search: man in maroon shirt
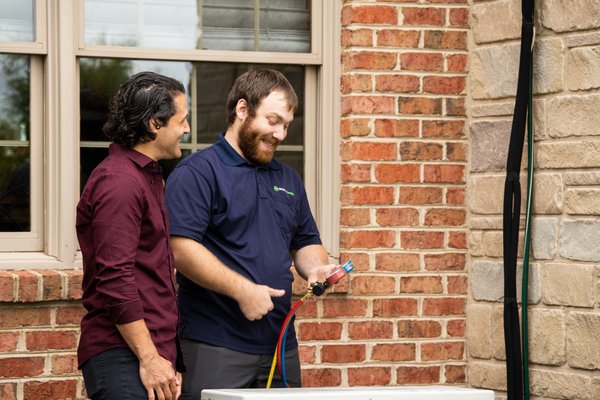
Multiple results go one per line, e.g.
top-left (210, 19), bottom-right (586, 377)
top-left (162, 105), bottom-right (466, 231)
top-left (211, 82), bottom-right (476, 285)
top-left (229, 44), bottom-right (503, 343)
top-left (76, 71), bottom-right (189, 400)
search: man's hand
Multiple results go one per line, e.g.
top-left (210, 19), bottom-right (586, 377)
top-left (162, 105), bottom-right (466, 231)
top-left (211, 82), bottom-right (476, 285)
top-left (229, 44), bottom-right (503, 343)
top-left (236, 282), bottom-right (285, 321)
top-left (307, 263), bottom-right (338, 288)
top-left (139, 353), bottom-right (180, 400)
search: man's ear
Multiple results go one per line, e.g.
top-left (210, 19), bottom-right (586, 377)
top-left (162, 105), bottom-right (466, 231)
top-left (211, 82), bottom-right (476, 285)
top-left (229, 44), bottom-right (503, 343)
top-left (150, 118), bottom-right (161, 133)
top-left (235, 99), bottom-right (248, 121)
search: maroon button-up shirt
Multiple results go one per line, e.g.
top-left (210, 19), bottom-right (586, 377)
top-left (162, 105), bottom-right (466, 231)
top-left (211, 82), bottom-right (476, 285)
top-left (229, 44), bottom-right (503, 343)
top-left (76, 143), bottom-right (183, 371)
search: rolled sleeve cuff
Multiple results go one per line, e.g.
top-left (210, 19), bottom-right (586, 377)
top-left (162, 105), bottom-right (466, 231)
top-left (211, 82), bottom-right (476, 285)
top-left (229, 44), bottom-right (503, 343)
top-left (106, 299), bottom-right (145, 325)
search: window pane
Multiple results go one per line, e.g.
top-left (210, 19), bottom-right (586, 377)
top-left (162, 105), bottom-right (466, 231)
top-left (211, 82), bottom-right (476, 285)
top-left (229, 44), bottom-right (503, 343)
top-left (84, 0), bottom-right (310, 53)
top-left (80, 58), bottom-right (305, 191)
top-left (0, 0), bottom-right (34, 42)
top-left (0, 54), bottom-right (30, 232)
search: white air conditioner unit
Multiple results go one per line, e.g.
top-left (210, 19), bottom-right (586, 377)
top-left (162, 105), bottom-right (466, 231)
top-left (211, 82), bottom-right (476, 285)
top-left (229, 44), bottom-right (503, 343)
top-left (201, 386), bottom-right (495, 400)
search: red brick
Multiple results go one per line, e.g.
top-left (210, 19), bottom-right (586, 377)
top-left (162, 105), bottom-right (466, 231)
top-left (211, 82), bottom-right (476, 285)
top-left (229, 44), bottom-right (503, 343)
top-left (449, 8), bottom-right (470, 27)
top-left (321, 344), bottom-right (366, 363)
top-left (424, 208), bottom-right (466, 226)
top-left (397, 366), bottom-right (440, 384)
top-left (402, 7), bottom-right (445, 26)
top-left (447, 142), bottom-right (467, 161)
top-left (399, 187), bottom-right (443, 205)
top-left (26, 330), bottom-right (78, 351)
top-left (424, 164), bottom-right (465, 183)
top-left (343, 51), bottom-right (397, 71)
top-left (398, 97), bottom-right (442, 115)
top-left (51, 354), bottom-right (79, 374)
top-left (427, 0), bottom-right (467, 3)
top-left (423, 76), bottom-right (466, 95)
top-left (449, 231), bottom-right (467, 248)
top-left (0, 271), bottom-right (15, 302)
top-left (423, 297), bottom-right (465, 316)
top-left (341, 164), bottom-right (371, 183)
top-left (425, 253), bottom-right (466, 271)
top-left (398, 320), bottom-right (442, 338)
top-left (375, 163), bottom-right (420, 183)
top-left (374, 119), bottom-right (419, 138)
top-left (372, 343), bottom-right (416, 361)
top-left (341, 186), bottom-right (395, 206)
top-left (376, 208), bottom-right (419, 227)
top-left (341, 229), bottom-right (396, 250)
top-left (40, 270), bottom-right (63, 301)
top-left (400, 53), bottom-right (443, 71)
top-left (55, 305), bottom-right (86, 325)
top-left (16, 271), bottom-right (39, 302)
top-left (0, 357), bottom-right (45, 377)
top-left (341, 251), bottom-right (369, 266)
top-left (348, 367), bottom-right (391, 386)
top-left (0, 383), bottom-right (16, 400)
top-left (447, 54), bottom-right (468, 72)
top-left (445, 364), bottom-right (466, 383)
top-left (23, 380), bottom-right (78, 400)
top-left (341, 207), bottom-right (371, 226)
top-left (375, 253), bottom-right (420, 272)
top-left (341, 74), bottom-right (373, 95)
top-left (297, 322), bottom-right (343, 341)
top-left (342, 5), bottom-right (398, 25)
top-left (375, 75), bottom-right (419, 93)
top-left (65, 269), bottom-right (83, 300)
top-left (401, 276), bottom-right (443, 294)
top-left (373, 298), bottom-right (418, 317)
top-left (299, 345), bottom-right (316, 364)
top-left (401, 231), bottom-right (445, 249)
top-left (342, 28), bottom-right (373, 47)
top-left (447, 187), bottom-right (465, 205)
top-left (322, 298), bottom-right (368, 318)
top-left (351, 275), bottom-right (396, 295)
top-left (377, 29), bottom-right (420, 47)
top-left (447, 319), bottom-right (466, 337)
top-left (341, 141), bottom-right (397, 161)
top-left (295, 300), bottom-right (317, 318)
top-left (424, 31), bottom-right (467, 50)
top-left (446, 98), bottom-right (466, 116)
top-left (448, 275), bottom-right (468, 294)
top-left (0, 307), bottom-right (51, 328)
top-left (0, 332), bottom-right (20, 351)
top-left (421, 342), bottom-right (464, 361)
top-left (348, 321), bottom-right (393, 339)
top-left (400, 142), bottom-right (443, 161)
top-left (423, 120), bottom-right (465, 138)
top-left (302, 368), bottom-right (341, 387)
top-left (342, 95), bottom-right (396, 116)
top-left (341, 118), bottom-right (370, 137)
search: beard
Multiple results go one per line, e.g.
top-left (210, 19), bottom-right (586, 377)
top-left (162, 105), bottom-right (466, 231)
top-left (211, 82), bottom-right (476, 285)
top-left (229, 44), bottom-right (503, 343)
top-left (237, 116), bottom-right (280, 165)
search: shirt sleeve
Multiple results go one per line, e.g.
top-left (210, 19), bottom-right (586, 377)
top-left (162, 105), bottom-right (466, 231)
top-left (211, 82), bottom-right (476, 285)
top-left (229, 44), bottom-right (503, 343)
top-left (290, 175), bottom-right (322, 250)
top-left (90, 172), bottom-right (145, 324)
top-left (165, 160), bottom-right (213, 243)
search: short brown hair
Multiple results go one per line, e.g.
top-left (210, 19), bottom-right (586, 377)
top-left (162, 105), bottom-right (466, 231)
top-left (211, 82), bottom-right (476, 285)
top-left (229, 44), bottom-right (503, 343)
top-left (225, 69), bottom-right (298, 126)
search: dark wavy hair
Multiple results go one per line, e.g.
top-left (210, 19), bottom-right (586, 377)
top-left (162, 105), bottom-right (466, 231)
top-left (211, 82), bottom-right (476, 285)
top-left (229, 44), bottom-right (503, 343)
top-left (103, 71), bottom-right (185, 148)
top-left (225, 69), bottom-right (298, 126)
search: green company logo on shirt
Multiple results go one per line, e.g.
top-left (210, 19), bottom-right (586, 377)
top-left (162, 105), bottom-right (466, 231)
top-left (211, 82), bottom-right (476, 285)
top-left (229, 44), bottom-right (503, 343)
top-left (273, 185), bottom-right (294, 196)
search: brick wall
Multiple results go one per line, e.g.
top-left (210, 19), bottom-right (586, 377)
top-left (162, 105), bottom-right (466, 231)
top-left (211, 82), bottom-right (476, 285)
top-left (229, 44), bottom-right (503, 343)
top-left (468, 0), bottom-right (600, 399)
top-left (298, 0), bottom-right (469, 388)
top-left (0, 270), bottom-right (86, 400)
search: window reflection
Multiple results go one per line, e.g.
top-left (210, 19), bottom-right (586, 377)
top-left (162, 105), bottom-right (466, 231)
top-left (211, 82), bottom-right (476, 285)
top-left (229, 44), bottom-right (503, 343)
top-left (0, 0), bottom-right (34, 42)
top-left (84, 0), bottom-right (310, 53)
top-left (0, 54), bottom-right (30, 231)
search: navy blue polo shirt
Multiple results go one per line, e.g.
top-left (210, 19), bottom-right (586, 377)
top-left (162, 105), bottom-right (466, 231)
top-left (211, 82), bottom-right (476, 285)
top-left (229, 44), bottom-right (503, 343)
top-left (165, 133), bottom-right (322, 354)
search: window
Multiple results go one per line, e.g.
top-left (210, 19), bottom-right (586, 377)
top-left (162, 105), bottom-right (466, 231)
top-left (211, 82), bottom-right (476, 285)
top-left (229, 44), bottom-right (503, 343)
top-left (0, 0), bottom-right (44, 253)
top-left (0, 0), bottom-right (340, 267)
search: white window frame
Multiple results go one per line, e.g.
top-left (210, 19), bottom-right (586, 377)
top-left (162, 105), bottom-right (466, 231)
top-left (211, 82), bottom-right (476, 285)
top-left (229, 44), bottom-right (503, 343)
top-left (0, 0), bottom-right (340, 269)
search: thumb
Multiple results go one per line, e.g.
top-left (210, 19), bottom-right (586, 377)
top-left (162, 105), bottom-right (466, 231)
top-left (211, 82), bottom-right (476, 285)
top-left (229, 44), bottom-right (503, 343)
top-left (268, 288), bottom-right (286, 297)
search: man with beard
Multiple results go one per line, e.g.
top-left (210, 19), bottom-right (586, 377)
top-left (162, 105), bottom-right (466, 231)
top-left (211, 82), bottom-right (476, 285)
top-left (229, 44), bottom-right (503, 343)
top-left (164, 69), bottom-right (335, 397)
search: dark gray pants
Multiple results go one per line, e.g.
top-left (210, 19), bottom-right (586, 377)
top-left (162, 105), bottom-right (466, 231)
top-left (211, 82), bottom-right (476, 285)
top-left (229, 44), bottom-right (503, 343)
top-left (180, 339), bottom-right (301, 399)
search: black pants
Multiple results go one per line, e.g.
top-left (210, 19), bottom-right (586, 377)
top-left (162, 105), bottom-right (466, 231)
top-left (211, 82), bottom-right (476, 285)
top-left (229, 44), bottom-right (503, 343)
top-left (180, 339), bottom-right (301, 399)
top-left (82, 347), bottom-right (147, 400)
